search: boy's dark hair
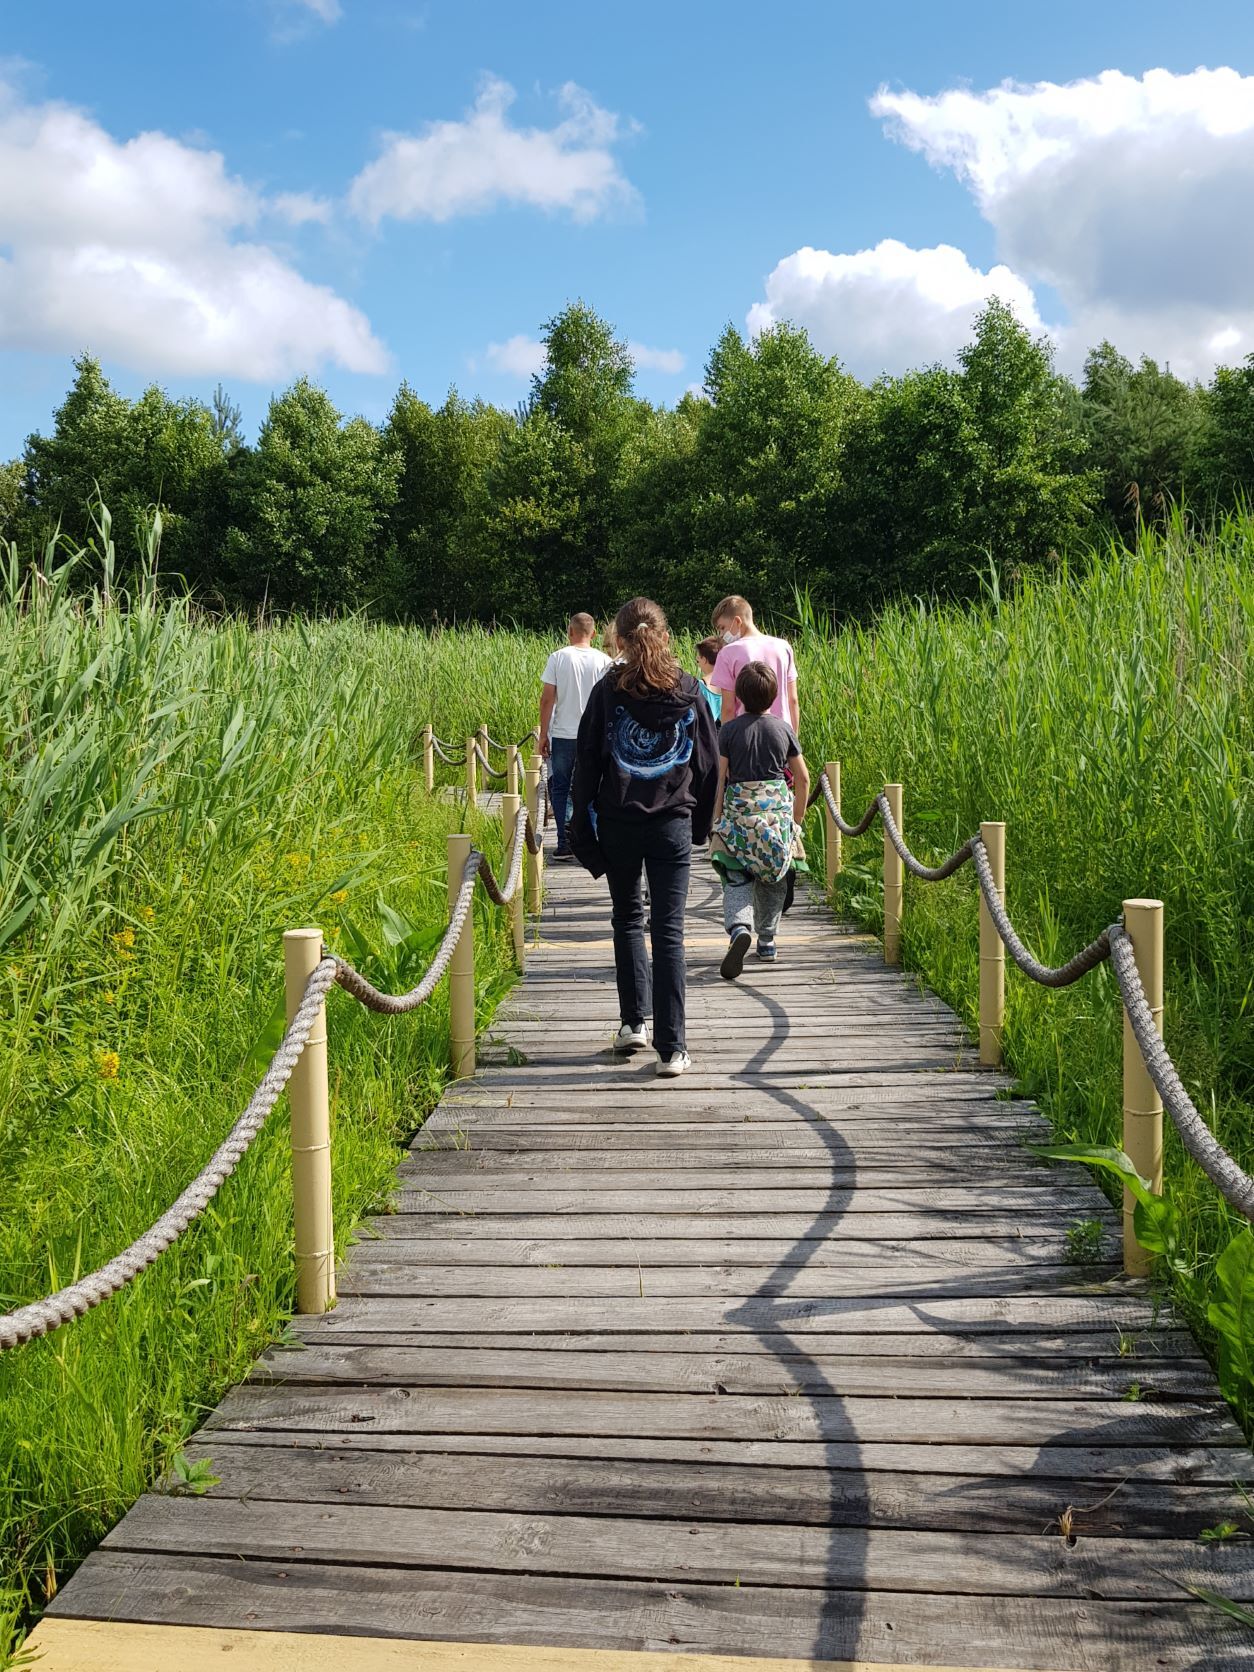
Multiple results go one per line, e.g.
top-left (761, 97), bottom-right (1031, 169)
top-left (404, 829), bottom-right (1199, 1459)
top-left (735, 660), bottom-right (777, 715)
top-left (696, 636), bottom-right (721, 668)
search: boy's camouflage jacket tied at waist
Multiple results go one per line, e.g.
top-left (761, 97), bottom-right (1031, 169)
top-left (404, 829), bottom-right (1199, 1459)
top-left (710, 778), bottom-right (805, 885)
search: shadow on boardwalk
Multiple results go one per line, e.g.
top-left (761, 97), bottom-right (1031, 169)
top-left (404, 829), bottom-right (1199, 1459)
top-left (36, 857), bottom-right (1254, 1669)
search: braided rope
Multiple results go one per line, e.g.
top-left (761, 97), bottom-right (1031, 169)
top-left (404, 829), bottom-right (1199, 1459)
top-left (971, 837), bottom-right (1112, 988)
top-left (483, 729), bottom-right (540, 753)
top-left (817, 770), bottom-right (881, 838)
top-left (332, 850), bottom-right (481, 1013)
top-left (876, 793), bottom-right (975, 882)
top-left (473, 742), bottom-right (507, 781)
top-left (432, 737), bottom-right (467, 766)
top-left (476, 808), bottom-right (528, 906)
top-left (1107, 927), bottom-right (1254, 1219)
top-left (0, 958), bottom-right (339, 1351)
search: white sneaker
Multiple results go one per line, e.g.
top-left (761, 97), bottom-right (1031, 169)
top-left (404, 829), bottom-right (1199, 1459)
top-left (655, 1050), bottom-right (691, 1079)
top-left (614, 1022), bottom-right (649, 1054)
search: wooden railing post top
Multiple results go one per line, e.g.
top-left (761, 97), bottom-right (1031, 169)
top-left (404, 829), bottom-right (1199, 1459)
top-left (980, 820), bottom-right (1006, 833)
top-left (284, 927), bottom-right (322, 946)
top-left (1123, 897), bottom-right (1164, 916)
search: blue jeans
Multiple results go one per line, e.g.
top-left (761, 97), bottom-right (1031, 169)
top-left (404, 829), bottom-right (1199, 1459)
top-left (598, 813), bottom-right (691, 1056)
top-left (548, 737), bottom-right (577, 850)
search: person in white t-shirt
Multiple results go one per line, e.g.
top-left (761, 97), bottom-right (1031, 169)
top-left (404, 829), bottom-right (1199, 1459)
top-left (539, 613), bottom-right (612, 859)
top-left (708, 594), bottom-right (800, 730)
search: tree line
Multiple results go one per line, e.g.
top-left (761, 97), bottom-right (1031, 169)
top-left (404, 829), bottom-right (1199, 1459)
top-left (3, 300), bottom-right (1252, 628)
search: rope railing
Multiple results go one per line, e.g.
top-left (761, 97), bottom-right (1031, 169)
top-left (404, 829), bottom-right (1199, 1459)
top-left (811, 761), bottom-right (1254, 1259)
top-left (473, 741), bottom-right (508, 781)
top-left (0, 764), bottom-right (546, 1351)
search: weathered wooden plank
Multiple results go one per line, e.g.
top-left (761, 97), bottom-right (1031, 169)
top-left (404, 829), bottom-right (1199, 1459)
top-left (398, 1162), bottom-right (1068, 1190)
top-left (20, 1617), bottom-right (1078, 1672)
top-left (368, 1212), bottom-right (1117, 1242)
top-left (287, 1326), bottom-right (1200, 1362)
top-left (388, 1185), bottom-right (1112, 1214)
top-left (101, 1496), bottom-right (1254, 1601)
top-left (314, 1293), bottom-right (1169, 1334)
top-left (205, 1383), bottom-right (1238, 1446)
top-left (353, 1233), bottom-right (1105, 1266)
top-left (336, 1262), bottom-right (1124, 1299)
top-left (195, 1439), bottom-right (1243, 1536)
top-left (413, 1123), bottom-right (1045, 1151)
top-left (200, 1428), bottom-right (1249, 1482)
top-left (49, 1552), bottom-right (1254, 1669)
top-left (249, 1342), bottom-right (1210, 1398)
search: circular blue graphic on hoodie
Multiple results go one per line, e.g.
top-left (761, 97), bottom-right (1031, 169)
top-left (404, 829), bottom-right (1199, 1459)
top-left (610, 705), bottom-right (695, 780)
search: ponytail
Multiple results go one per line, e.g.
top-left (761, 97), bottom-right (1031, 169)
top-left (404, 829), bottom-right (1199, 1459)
top-left (613, 596), bottom-right (682, 698)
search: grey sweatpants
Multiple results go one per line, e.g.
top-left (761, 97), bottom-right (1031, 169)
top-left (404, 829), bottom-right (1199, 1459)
top-left (722, 872), bottom-right (788, 943)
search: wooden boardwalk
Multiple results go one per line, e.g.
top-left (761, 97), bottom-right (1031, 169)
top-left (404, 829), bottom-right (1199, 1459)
top-left (36, 858), bottom-right (1254, 1669)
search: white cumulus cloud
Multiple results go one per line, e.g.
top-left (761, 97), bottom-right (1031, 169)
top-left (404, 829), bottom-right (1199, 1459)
top-left (0, 78), bottom-right (387, 379)
top-left (872, 67), bottom-right (1254, 375)
top-left (629, 341), bottom-right (684, 374)
top-left (748, 240), bottom-right (1045, 379)
top-left (271, 190), bottom-right (333, 226)
top-left (485, 335), bottom-right (548, 377)
top-left (349, 75), bottom-right (638, 225)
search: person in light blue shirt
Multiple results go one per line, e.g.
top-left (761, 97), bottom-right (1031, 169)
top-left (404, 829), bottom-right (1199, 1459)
top-left (696, 637), bottom-right (723, 726)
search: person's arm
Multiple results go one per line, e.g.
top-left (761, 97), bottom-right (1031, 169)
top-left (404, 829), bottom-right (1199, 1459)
top-left (538, 682), bottom-right (557, 759)
top-left (689, 696), bottom-right (721, 846)
top-left (569, 683), bottom-right (605, 837)
top-left (710, 645), bottom-right (737, 720)
top-left (715, 754), bottom-right (729, 822)
top-left (787, 677), bottom-right (800, 734)
top-left (788, 750), bottom-right (810, 826)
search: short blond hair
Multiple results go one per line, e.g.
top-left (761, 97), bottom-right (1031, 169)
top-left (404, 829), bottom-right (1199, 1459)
top-left (568, 612), bottom-right (596, 638)
top-left (712, 594), bottom-right (753, 628)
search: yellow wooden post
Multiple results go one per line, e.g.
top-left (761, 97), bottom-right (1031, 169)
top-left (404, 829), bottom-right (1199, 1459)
top-left (506, 743), bottom-right (520, 799)
top-left (524, 752), bottom-right (544, 914)
top-left (465, 735), bottom-right (477, 806)
top-left (978, 821), bottom-right (1006, 1067)
top-left (823, 760), bottom-right (842, 893)
top-left (1122, 897), bottom-right (1164, 1277)
top-left (502, 792), bottom-right (525, 969)
top-left (422, 724), bottom-right (435, 794)
top-left (283, 928), bottom-right (335, 1314)
top-left (447, 834), bottom-right (475, 1079)
top-left (882, 782), bottom-right (903, 965)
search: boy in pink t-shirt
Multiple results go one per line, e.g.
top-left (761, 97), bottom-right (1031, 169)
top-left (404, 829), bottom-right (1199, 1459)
top-left (709, 594), bottom-right (799, 728)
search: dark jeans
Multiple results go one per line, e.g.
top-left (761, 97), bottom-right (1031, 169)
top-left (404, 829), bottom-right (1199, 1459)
top-left (599, 813), bottom-right (691, 1056)
top-left (547, 737), bottom-right (577, 850)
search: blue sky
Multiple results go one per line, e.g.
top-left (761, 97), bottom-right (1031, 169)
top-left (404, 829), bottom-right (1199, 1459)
top-left (2, 0), bottom-right (1253, 452)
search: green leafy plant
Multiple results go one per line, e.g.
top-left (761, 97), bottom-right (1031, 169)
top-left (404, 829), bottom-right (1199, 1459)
top-left (1065, 1218), bottom-right (1105, 1265)
top-left (167, 1453), bottom-right (220, 1496)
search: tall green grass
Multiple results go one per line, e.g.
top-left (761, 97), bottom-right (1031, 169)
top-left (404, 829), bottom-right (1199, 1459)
top-left (0, 549), bottom-right (554, 1663)
top-left (795, 509), bottom-right (1254, 1406)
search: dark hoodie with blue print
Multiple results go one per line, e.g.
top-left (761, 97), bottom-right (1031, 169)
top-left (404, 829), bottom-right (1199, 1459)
top-left (568, 669), bottom-right (720, 867)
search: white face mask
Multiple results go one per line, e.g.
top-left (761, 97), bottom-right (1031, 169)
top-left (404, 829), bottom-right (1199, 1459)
top-left (720, 627), bottom-right (739, 646)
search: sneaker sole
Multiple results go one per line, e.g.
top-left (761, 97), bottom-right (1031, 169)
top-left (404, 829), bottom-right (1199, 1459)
top-left (656, 1060), bottom-right (690, 1078)
top-left (720, 932), bottom-right (752, 981)
top-left (613, 1038), bottom-right (649, 1055)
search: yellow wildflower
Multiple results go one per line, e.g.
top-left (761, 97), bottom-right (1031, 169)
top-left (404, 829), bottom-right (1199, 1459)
top-left (97, 1050), bottom-right (120, 1080)
top-left (140, 905), bottom-right (155, 923)
top-left (331, 889), bottom-right (348, 905)
top-left (112, 928), bottom-right (135, 949)
top-left (285, 852), bottom-right (310, 870)
top-left (102, 990), bottom-right (116, 1005)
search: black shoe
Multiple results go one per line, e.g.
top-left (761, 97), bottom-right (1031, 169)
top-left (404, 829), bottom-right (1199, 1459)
top-left (720, 929), bottom-right (752, 981)
top-left (552, 847), bottom-right (575, 863)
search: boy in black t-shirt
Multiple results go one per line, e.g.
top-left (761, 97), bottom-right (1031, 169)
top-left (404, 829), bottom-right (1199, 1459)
top-left (713, 662), bottom-right (810, 980)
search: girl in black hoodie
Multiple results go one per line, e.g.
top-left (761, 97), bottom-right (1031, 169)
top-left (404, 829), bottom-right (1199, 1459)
top-left (569, 597), bottom-right (719, 1078)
